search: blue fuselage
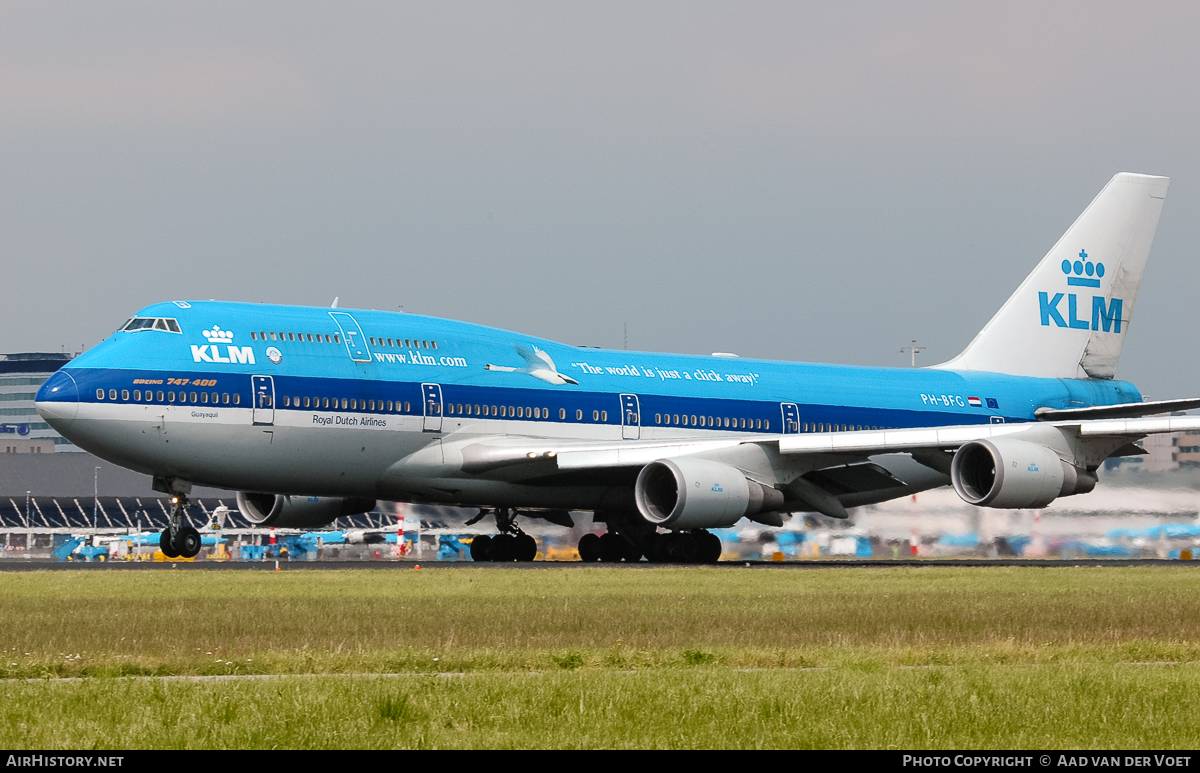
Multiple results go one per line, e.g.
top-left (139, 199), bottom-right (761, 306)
top-left (36, 300), bottom-right (1140, 505)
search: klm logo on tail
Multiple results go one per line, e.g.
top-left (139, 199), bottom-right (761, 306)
top-left (1038, 249), bottom-right (1123, 333)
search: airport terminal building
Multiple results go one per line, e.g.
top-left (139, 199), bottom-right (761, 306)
top-left (1, 353), bottom-right (78, 453)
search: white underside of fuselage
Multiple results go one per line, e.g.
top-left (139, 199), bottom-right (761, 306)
top-left (39, 400), bottom-right (797, 509)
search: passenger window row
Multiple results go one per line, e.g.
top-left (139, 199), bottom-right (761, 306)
top-left (94, 387), bottom-right (897, 431)
top-left (96, 388), bottom-right (240, 405)
top-left (369, 337), bottom-right (437, 349)
top-left (281, 396), bottom-right (413, 412)
top-left (656, 414), bottom-right (771, 430)
top-left (250, 332), bottom-right (340, 344)
top-left (446, 404), bottom-right (552, 419)
top-left (653, 416), bottom-right (897, 432)
top-left (421, 404), bottom-right (615, 422)
top-left (800, 423), bottom-right (888, 432)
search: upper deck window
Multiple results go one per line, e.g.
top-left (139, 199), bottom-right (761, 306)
top-left (122, 317), bottom-right (181, 334)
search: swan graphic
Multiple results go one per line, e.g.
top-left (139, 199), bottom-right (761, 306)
top-left (485, 344), bottom-right (579, 385)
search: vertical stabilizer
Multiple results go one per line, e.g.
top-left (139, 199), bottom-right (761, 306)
top-left (935, 173), bottom-right (1169, 379)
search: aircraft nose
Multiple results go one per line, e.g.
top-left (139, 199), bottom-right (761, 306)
top-left (36, 370), bottom-right (79, 425)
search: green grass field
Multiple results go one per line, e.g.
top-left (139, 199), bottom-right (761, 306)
top-left (3, 566), bottom-right (1200, 748)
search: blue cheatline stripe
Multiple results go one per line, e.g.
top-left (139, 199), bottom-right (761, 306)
top-left (51, 367), bottom-right (1016, 432)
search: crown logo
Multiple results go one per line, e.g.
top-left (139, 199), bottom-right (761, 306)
top-left (1062, 249), bottom-right (1103, 288)
top-left (203, 326), bottom-right (235, 344)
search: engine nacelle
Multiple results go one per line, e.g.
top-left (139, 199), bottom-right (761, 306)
top-left (951, 439), bottom-right (1094, 509)
top-left (635, 457), bottom-right (784, 530)
top-left (236, 492), bottom-right (376, 529)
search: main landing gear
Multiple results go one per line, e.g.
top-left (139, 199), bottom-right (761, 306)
top-left (576, 509), bottom-right (724, 565)
top-left (646, 530), bottom-right (722, 564)
top-left (468, 507), bottom-right (537, 563)
top-left (577, 531), bottom-right (643, 563)
top-left (158, 495), bottom-right (202, 559)
top-left (577, 528), bottom-right (722, 564)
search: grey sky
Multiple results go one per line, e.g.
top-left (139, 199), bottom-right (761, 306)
top-left (2, 1), bottom-right (1197, 400)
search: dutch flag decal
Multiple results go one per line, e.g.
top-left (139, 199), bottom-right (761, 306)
top-left (967, 396), bottom-right (982, 407)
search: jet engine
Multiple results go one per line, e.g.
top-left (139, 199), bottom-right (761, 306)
top-left (635, 457), bottom-right (784, 530)
top-left (950, 438), bottom-right (1096, 509)
top-left (235, 492), bottom-right (377, 529)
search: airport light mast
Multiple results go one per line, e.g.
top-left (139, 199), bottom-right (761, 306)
top-left (900, 340), bottom-right (926, 367)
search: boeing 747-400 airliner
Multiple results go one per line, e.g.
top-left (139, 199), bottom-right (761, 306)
top-left (36, 173), bottom-right (1199, 562)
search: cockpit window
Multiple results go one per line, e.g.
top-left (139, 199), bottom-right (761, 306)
top-left (122, 317), bottom-right (182, 334)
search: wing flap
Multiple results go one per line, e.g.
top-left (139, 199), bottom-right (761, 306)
top-left (776, 423), bottom-right (1030, 454)
top-left (1077, 415), bottom-right (1200, 436)
top-left (557, 440), bottom-right (750, 469)
top-left (804, 463), bottom-right (906, 496)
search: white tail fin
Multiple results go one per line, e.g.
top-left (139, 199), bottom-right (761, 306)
top-left (935, 173), bottom-right (1169, 379)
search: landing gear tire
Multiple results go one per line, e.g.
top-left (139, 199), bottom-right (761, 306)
top-left (491, 533), bottom-right (516, 562)
top-left (176, 526), bottom-right (202, 559)
top-left (470, 534), bottom-right (493, 562)
top-left (577, 533), bottom-right (601, 562)
top-left (598, 532), bottom-right (625, 563)
top-left (159, 529), bottom-right (180, 559)
top-left (516, 534), bottom-right (537, 562)
top-left (622, 539), bottom-right (644, 563)
top-left (644, 532), bottom-right (665, 563)
top-left (697, 531), bottom-right (722, 564)
top-left (665, 532), bottom-right (699, 564)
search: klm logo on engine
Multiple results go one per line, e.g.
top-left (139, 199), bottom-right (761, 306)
top-left (1038, 249), bottom-right (1123, 333)
top-left (191, 326), bottom-right (256, 365)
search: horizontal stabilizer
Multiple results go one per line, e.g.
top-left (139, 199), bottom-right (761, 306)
top-left (1036, 398), bottom-right (1200, 421)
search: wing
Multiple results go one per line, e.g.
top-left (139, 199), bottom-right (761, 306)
top-left (386, 409), bottom-right (1200, 520)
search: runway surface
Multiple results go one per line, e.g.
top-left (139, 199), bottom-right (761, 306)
top-left (1, 558), bottom-right (1198, 571)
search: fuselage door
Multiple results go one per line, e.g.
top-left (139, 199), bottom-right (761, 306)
top-left (422, 383), bottom-right (443, 432)
top-left (781, 403), bottom-right (800, 434)
top-left (328, 312), bottom-right (372, 363)
top-left (620, 394), bottom-right (640, 440)
top-left (252, 376), bottom-right (275, 426)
